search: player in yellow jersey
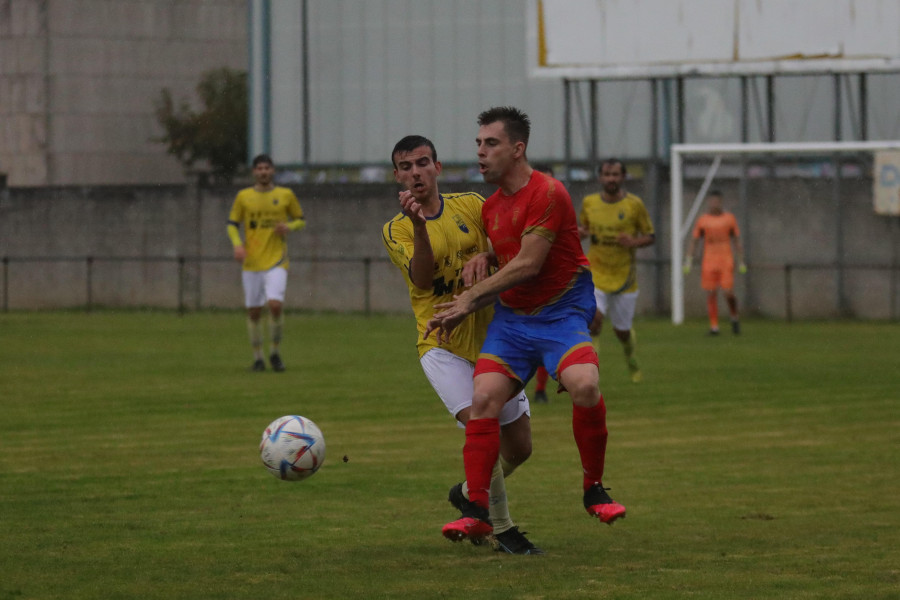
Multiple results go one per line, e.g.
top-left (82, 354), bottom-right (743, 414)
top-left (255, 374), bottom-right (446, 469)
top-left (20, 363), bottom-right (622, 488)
top-left (382, 135), bottom-right (539, 555)
top-left (227, 154), bottom-right (305, 372)
top-left (683, 190), bottom-right (746, 335)
top-left (579, 159), bottom-right (655, 383)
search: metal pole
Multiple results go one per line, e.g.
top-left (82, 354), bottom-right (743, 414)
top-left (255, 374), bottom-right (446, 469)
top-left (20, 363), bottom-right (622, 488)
top-left (589, 80), bottom-right (598, 165)
top-left (178, 256), bottom-right (186, 315)
top-left (739, 76), bottom-right (752, 314)
top-left (833, 74), bottom-right (845, 315)
top-left (2, 257), bottom-right (8, 312)
top-left (649, 78), bottom-right (664, 314)
top-left (86, 256), bottom-right (93, 313)
top-left (300, 0), bottom-right (311, 165)
top-left (671, 148), bottom-right (684, 324)
top-left (563, 79), bottom-right (572, 180)
top-left (785, 264), bottom-right (792, 323)
top-left (363, 257), bottom-right (372, 315)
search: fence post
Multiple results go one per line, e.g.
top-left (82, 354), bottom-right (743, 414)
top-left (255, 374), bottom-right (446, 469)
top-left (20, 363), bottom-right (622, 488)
top-left (363, 257), bottom-right (372, 315)
top-left (2, 256), bottom-right (8, 312)
top-left (178, 256), bottom-right (186, 315)
top-left (86, 256), bottom-right (94, 313)
top-left (784, 264), bottom-right (792, 323)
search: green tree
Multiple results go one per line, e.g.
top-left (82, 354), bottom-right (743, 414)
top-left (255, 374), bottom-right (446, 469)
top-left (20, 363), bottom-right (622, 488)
top-left (154, 68), bottom-right (248, 183)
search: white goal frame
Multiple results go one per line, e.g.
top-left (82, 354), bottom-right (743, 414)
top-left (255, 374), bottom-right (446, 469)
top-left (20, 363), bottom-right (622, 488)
top-left (670, 140), bottom-right (900, 324)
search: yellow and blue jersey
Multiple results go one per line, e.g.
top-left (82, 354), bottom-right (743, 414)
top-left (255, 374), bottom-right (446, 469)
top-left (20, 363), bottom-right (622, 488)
top-left (227, 186), bottom-right (304, 271)
top-left (579, 192), bottom-right (654, 294)
top-left (382, 192), bottom-right (492, 361)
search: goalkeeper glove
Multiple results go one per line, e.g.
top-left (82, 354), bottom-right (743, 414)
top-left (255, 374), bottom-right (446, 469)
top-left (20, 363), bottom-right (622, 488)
top-left (682, 257), bottom-right (693, 274)
top-left (738, 262), bottom-right (747, 274)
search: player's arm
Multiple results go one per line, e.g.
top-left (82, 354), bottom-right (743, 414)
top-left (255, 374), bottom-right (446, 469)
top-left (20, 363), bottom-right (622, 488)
top-left (425, 233), bottom-right (551, 343)
top-left (396, 190), bottom-right (435, 290)
top-left (273, 216), bottom-right (305, 236)
top-left (461, 250), bottom-right (497, 286)
top-left (618, 231), bottom-right (655, 248)
top-left (226, 220), bottom-right (245, 262)
top-left (683, 236), bottom-right (698, 273)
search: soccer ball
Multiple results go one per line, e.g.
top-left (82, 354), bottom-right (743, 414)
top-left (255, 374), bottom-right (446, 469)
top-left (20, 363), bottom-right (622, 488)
top-left (259, 415), bottom-right (326, 481)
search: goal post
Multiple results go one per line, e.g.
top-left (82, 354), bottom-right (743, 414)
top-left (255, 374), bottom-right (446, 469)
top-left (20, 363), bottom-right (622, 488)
top-left (670, 140), bottom-right (900, 324)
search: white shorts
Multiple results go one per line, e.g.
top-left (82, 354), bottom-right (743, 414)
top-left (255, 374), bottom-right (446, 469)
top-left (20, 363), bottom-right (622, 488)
top-left (242, 266), bottom-right (288, 308)
top-left (594, 289), bottom-right (639, 332)
top-left (420, 347), bottom-right (530, 428)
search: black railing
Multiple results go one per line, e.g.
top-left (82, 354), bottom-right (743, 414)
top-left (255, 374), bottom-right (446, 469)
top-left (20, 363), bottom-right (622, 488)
top-left (1, 255), bottom-right (898, 320)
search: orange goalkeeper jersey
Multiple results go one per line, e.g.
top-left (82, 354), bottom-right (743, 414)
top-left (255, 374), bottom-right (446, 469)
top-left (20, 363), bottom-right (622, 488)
top-left (693, 212), bottom-right (740, 270)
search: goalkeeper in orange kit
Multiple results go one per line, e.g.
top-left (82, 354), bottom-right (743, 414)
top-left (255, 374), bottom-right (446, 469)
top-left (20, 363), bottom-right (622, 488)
top-left (683, 190), bottom-right (746, 335)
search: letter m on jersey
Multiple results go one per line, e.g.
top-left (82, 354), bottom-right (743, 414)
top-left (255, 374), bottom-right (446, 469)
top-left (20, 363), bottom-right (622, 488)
top-left (432, 276), bottom-right (455, 296)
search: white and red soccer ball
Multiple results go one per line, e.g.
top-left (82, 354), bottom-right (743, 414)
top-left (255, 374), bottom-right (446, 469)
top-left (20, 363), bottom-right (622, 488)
top-left (259, 415), bottom-right (326, 481)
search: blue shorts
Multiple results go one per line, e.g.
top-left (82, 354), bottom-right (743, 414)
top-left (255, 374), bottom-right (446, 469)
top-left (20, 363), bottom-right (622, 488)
top-left (475, 270), bottom-right (598, 385)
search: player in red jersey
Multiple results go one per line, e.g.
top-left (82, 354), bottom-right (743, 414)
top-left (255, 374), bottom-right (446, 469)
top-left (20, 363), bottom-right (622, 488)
top-left (426, 107), bottom-right (626, 544)
top-left (683, 190), bottom-right (746, 335)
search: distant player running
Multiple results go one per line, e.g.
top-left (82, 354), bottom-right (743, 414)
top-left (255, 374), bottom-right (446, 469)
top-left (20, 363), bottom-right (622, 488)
top-left (579, 159), bottom-right (655, 383)
top-left (227, 154), bottom-right (305, 372)
top-left (683, 190), bottom-right (746, 335)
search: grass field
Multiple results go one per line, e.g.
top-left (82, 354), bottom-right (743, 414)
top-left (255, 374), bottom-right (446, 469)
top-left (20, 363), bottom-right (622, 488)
top-left (0, 312), bottom-right (897, 599)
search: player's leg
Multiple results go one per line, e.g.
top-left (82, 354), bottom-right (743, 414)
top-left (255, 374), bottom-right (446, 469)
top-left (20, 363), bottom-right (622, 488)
top-left (702, 269), bottom-right (720, 334)
top-left (557, 353), bottom-right (626, 525)
top-left (422, 349), bottom-right (538, 551)
top-left (242, 271), bottom-right (266, 371)
top-left (534, 366), bottom-right (549, 403)
top-left (263, 267), bottom-right (288, 371)
top-left (722, 268), bottom-right (740, 334)
top-left (442, 371), bottom-right (516, 542)
top-left (609, 291), bottom-right (641, 383)
top-left (589, 288), bottom-right (607, 354)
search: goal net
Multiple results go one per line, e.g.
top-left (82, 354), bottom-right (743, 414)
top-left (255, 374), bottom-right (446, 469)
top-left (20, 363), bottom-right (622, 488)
top-left (670, 141), bottom-right (900, 324)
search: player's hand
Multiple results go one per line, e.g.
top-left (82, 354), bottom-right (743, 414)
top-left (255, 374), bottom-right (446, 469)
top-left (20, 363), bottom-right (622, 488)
top-left (738, 262), bottom-right (747, 274)
top-left (461, 252), bottom-right (493, 286)
top-left (273, 222), bottom-right (289, 236)
top-left (424, 293), bottom-right (475, 344)
top-left (233, 246), bottom-right (246, 262)
top-left (399, 190), bottom-right (426, 224)
top-left (617, 233), bottom-right (639, 248)
top-left (682, 257), bottom-right (692, 274)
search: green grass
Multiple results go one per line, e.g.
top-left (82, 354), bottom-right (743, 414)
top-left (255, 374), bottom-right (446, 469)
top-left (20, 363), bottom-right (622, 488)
top-left (1, 312), bottom-right (898, 599)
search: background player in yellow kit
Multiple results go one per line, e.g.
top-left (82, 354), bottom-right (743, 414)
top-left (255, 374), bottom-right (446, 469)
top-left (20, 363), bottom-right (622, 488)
top-left (382, 135), bottom-right (539, 554)
top-left (227, 154), bottom-right (305, 372)
top-left (684, 190), bottom-right (746, 335)
top-left (579, 159), bottom-right (655, 383)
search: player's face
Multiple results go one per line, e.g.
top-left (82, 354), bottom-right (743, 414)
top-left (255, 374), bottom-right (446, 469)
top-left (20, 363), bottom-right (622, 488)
top-left (707, 195), bottom-right (724, 214)
top-left (476, 121), bottom-right (520, 185)
top-left (393, 146), bottom-right (441, 201)
top-left (253, 162), bottom-right (275, 187)
top-left (599, 163), bottom-right (625, 195)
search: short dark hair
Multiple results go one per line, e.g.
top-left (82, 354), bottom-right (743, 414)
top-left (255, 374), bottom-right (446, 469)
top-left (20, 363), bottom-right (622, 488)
top-left (598, 158), bottom-right (626, 176)
top-left (391, 135), bottom-right (437, 167)
top-left (252, 154), bottom-right (274, 167)
top-left (707, 189), bottom-right (723, 198)
top-left (477, 106), bottom-right (531, 145)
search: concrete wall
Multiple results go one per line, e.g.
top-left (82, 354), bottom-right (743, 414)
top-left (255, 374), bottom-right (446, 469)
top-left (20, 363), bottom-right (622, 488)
top-left (2, 176), bottom-right (898, 318)
top-left (0, 0), bottom-right (246, 187)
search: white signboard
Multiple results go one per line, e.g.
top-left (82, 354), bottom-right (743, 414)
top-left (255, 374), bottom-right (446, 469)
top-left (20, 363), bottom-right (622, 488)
top-left (531, 0), bottom-right (900, 79)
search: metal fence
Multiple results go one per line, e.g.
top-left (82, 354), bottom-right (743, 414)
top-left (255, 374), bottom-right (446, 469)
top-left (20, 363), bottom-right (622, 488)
top-left (2, 255), bottom-right (897, 320)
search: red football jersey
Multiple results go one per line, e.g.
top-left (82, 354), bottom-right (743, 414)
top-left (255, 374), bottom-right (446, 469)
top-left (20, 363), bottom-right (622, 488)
top-left (482, 170), bottom-right (590, 313)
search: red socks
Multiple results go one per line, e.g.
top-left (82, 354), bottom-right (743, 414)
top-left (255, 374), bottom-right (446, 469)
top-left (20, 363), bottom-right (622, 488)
top-left (572, 397), bottom-right (609, 491)
top-left (535, 366), bottom-right (549, 392)
top-left (463, 418), bottom-right (500, 509)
